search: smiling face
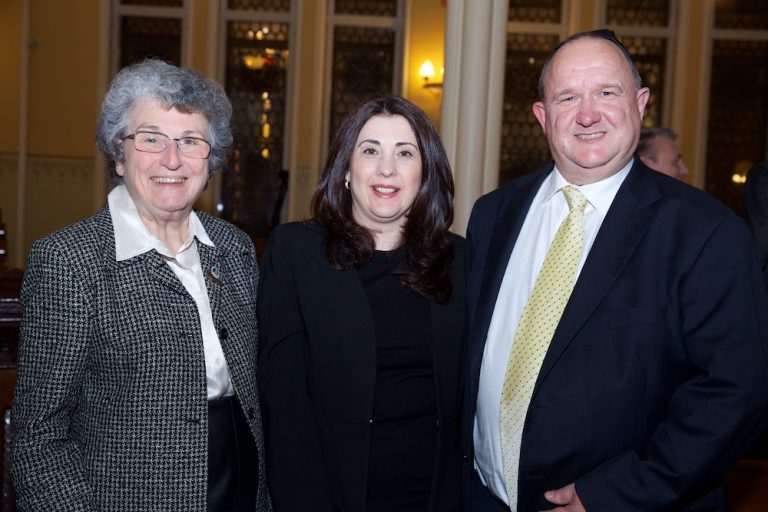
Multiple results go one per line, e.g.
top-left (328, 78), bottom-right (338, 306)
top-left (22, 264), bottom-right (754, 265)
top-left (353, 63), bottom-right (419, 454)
top-left (533, 37), bottom-right (650, 184)
top-left (345, 114), bottom-right (422, 244)
top-left (116, 99), bottom-right (210, 226)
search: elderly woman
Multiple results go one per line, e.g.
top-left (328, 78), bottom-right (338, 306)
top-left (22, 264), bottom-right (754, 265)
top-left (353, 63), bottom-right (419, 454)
top-left (258, 96), bottom-right (468, 511)
top-left (11, 59), bottom-right (269, 512)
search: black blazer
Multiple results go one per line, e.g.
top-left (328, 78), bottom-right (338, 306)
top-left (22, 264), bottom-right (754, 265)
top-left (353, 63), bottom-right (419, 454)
top-left (258, 222), bottom-right (469, 511)
top-left (463, 160), bottom-right (768, 511)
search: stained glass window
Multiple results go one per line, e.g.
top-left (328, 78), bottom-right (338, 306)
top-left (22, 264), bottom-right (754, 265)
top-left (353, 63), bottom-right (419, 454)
top-left (706, 40), bottom-right (768, 213)
top-left (335, 0), bottom-right (398, 16)
top-left (499, 33), bottom-right (559, 185)
top-left (606, 0), bottom-right (671, 27)
top-left (329, 25), bottom-right (396, 142)
top-left (508, 0), bottom-right (561, 23)
top-left (121, 0), bottom-right (182, 6)
top-left (227, 0), bottom-right (290, 12)
top-left (621, 35), bottom-right (666, 128)
top-left (221, 20), bottom-right (290, 238)
top-left (715, 0), bottom-right (768, 30)
top-left (119, 16), bottom-right (182, 68)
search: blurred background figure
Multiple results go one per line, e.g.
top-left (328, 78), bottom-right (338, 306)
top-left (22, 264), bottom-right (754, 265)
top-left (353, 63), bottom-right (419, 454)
top-left (744, 161), bottom-right (768, 291)
top-left (637, 127), bottom-right (689, 180)
top-left (11, 59), bottom-right (269, 512)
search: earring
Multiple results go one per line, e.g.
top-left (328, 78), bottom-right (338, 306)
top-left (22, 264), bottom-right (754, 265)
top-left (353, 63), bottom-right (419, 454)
top-left (344, 179), bottom-right (350, 190)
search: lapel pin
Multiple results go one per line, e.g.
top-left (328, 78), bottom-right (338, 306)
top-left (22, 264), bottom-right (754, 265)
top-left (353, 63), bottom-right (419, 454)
top-left (208, 264), bottom-right (222, 284)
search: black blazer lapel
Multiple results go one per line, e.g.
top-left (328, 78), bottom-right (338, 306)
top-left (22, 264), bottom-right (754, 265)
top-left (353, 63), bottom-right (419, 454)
top-left (533, 162), bottom-right (664, 394)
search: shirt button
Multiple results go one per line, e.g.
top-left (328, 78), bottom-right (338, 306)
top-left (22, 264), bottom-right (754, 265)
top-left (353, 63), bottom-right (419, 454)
top-left (219, 328), bottom-right (229, 340)
top-left (248, 407), bottom-right (256, 419)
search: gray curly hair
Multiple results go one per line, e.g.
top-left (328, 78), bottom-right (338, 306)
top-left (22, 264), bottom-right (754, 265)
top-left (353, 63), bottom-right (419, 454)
top-left (96, 59), bottom-right (233, 182)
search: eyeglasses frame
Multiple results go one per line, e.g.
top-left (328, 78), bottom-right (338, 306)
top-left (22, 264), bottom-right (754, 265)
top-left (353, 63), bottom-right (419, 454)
top-left (123, 130), bottom-right (212, 159)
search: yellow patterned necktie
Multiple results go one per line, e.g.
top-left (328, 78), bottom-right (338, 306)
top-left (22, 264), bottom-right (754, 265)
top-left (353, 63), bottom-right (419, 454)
top-left (499, 185), bottom-right (588, 507)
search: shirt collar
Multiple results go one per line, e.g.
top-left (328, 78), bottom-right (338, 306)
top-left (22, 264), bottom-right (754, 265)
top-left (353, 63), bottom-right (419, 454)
top-left (108, 184), bottom-right (214, 262)
top-left (541, 159), bottom-right (633, 216)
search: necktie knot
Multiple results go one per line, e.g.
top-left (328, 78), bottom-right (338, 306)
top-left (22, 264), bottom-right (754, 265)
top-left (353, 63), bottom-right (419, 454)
top-left (562, 185), bottom-right (587, 214)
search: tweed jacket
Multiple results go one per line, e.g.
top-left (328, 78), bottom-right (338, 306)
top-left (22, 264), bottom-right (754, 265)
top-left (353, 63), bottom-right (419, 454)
top-left (11, 206), bottom-right (270, 512)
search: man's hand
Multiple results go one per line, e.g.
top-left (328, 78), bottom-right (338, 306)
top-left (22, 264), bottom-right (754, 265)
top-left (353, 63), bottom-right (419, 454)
top-left (541, 482), bottom-right (586, 512)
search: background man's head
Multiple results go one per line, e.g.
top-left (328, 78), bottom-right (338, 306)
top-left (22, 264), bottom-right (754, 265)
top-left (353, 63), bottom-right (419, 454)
top-left (636, 127), bottom-right (689, 180)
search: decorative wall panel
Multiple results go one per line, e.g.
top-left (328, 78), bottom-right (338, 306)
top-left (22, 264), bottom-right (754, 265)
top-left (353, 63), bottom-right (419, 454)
top-left (706, 39), bottom-right (768, 213)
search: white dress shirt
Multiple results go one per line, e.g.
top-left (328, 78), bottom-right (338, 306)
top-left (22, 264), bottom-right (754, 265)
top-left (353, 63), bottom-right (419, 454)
top-left (108, 184), bottom-right (235, 400)
top-left (473, 162), bottom-right (632, 506)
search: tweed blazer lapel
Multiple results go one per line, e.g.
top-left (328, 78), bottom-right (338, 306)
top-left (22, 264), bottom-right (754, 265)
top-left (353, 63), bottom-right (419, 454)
top-left (196, 216), bottom-right (260, 403)
top-left (92, 207), bottom-right (186, 297)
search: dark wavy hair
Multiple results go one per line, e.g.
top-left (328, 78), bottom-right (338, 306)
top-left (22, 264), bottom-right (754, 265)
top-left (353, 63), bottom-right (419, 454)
top-left (311, 96), bottom-right (455, 303)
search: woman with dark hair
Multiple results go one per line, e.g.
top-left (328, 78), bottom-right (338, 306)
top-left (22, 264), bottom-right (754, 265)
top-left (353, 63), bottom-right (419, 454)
top-left (258, 95), bottom-right (468, 511)
top-left (11, 59), bottom-right (270, 511)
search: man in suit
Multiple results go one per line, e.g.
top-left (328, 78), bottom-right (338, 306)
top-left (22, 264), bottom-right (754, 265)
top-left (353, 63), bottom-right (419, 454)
top-left (636, 127), bottom-right (689, 180)
top-left (464, 29), bottom-right (768, 512)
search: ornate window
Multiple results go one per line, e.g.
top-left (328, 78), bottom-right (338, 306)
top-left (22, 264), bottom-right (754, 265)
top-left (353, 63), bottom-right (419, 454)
top-left (111, 0), bottom-right (185, 72)
top-left (603, 0), bottom-right (676, 130)
top-left (498, 0), bottom-right (565, 185)
top-left (324, 0), bottom-right (404, 147)
top-left (705, 0), bottom-right (768, 213)
top-left (219, 1), bottom-right (294, 239)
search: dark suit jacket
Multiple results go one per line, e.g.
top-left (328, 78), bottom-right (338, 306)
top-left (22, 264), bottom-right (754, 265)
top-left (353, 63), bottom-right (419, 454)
top-left (463, 160), bottom-right (768, 511)
top-left (11, 207), bottom-right (270, 511)
top-left (744, 161), bottom-right (768, 291)
top-left (258, 222), bottom-right (469, 511)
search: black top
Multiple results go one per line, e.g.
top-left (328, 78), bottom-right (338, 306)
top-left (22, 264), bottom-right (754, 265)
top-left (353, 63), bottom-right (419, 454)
top-left (358, 249), bottom-right (437, 511)
top-left (258, 222), bottom-right (469, 512)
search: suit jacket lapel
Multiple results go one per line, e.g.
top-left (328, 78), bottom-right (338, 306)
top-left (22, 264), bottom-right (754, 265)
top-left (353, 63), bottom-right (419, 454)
top-left (533, 161), bottom-right (663, 394)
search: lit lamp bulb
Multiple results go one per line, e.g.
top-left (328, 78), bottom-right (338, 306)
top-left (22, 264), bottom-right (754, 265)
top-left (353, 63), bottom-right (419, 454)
top-left (419, 60), bottom-right (436, 82)
top-left (419, 60), bottom-right (442, 90)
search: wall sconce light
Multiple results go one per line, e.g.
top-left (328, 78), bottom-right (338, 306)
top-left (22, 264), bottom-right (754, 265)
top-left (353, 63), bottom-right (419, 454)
top-left (419, 60), bottom-right (443, 90)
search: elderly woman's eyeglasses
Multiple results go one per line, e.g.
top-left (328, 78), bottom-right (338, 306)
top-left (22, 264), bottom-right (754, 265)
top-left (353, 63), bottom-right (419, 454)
top-left (123, 131), bottom-right (211, 159)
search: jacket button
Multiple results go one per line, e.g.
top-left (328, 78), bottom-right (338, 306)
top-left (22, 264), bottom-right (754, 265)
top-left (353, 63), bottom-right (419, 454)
top-left (219, 328), bottom-right (229, 340)
top-left (248, 407), bottom-right (256, 419)
top-left (463, 454), bottom-right (469, 461)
